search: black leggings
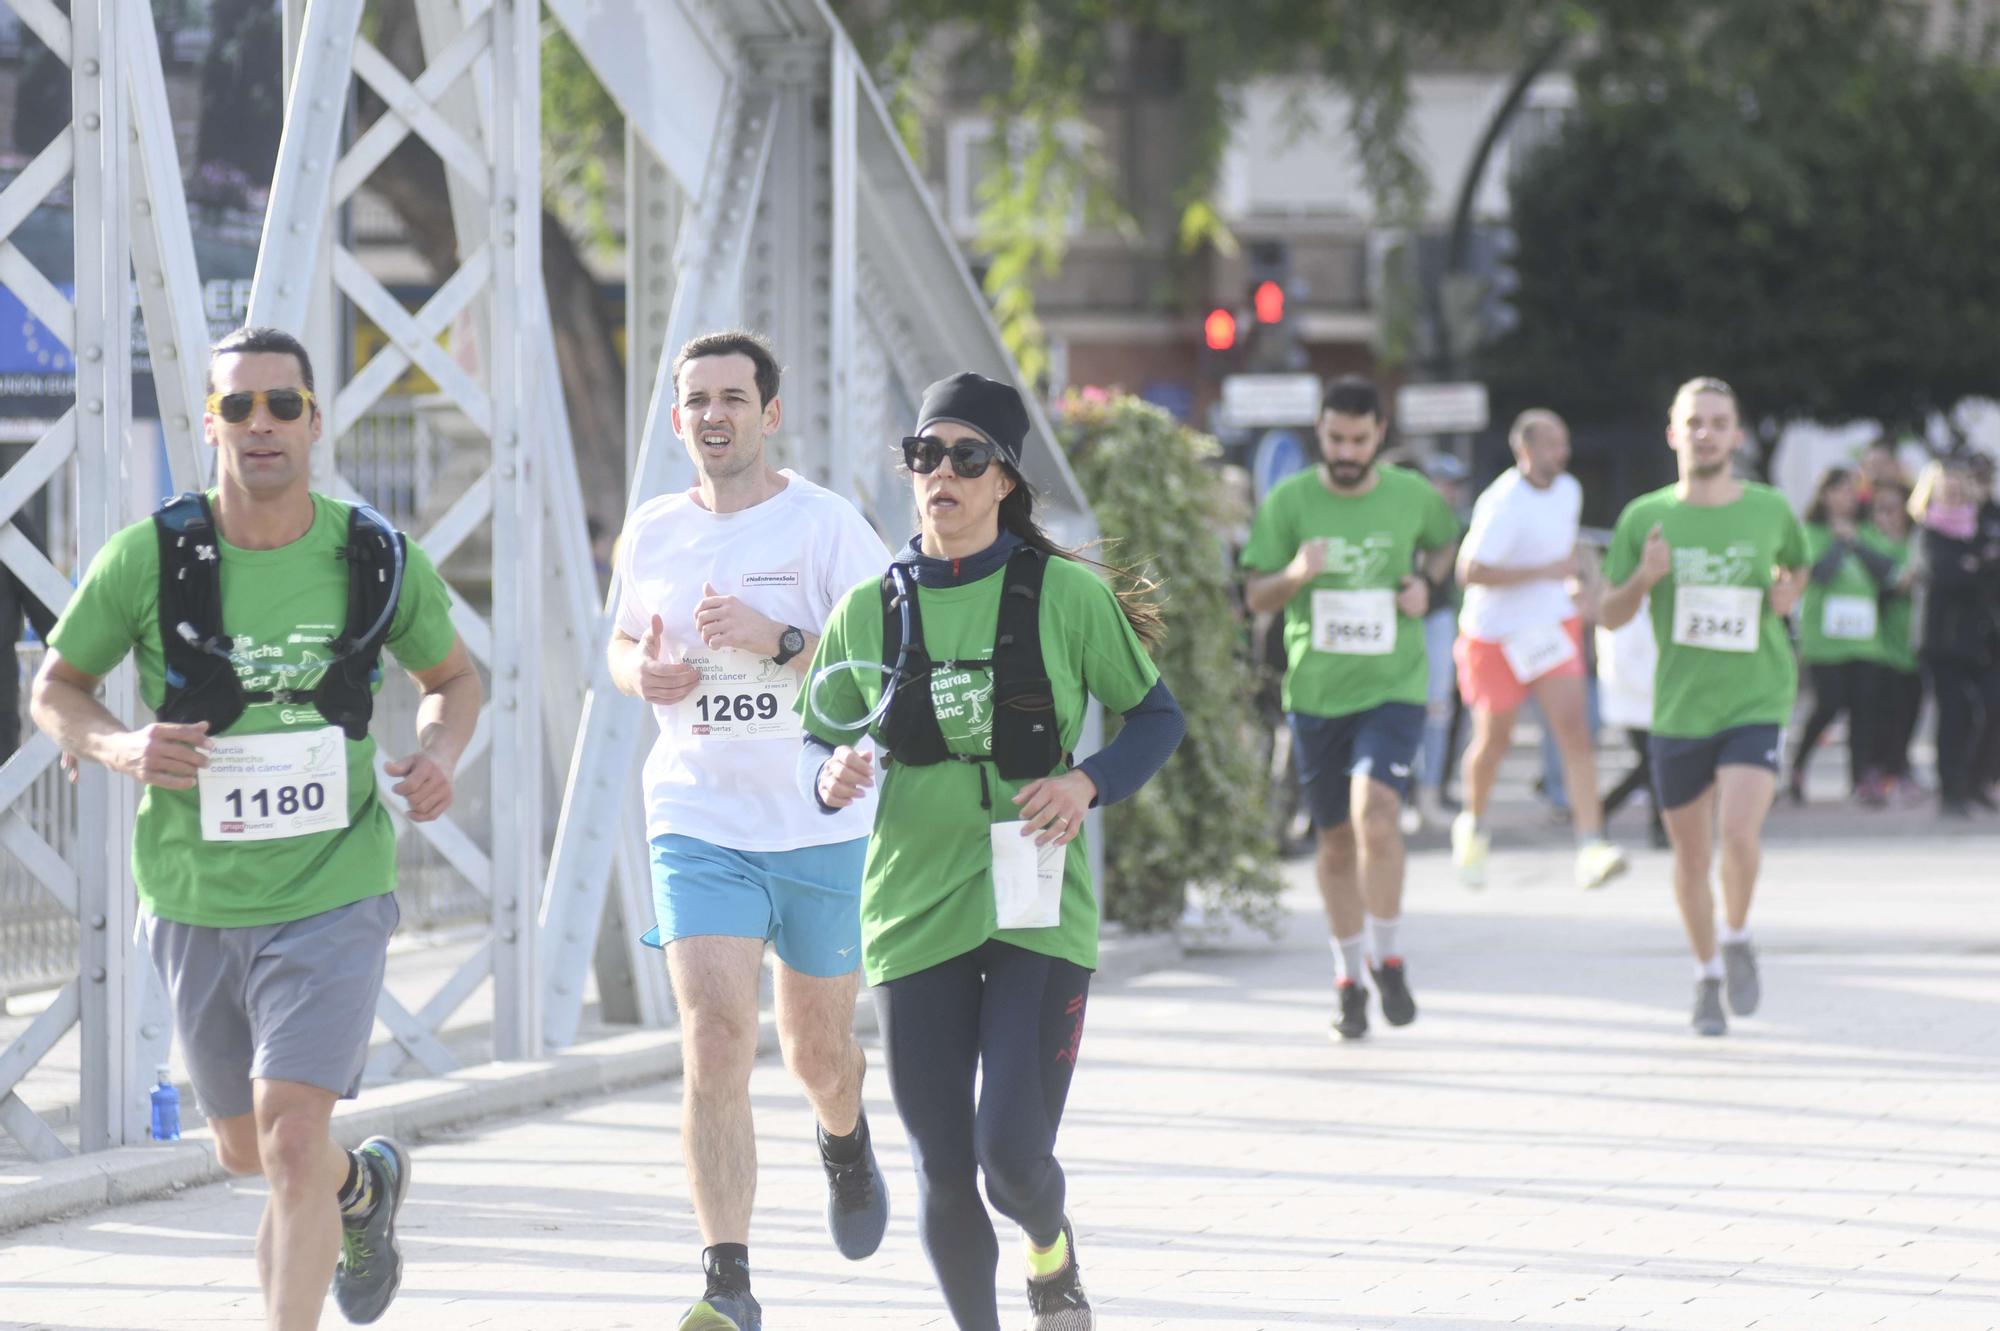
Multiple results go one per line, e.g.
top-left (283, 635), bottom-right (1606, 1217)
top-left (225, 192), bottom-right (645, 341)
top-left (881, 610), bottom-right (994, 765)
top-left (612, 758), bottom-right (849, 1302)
top-left (877, 940), bottom-right (1092, 1331)
top-left (1792, 660), bottom-right (1875, 791)
top-left (1600, 728), bottom-right (1663, 839)
top-left (1860, 663), bottom-right (1923, 780)
top-left (1927, 656), bottom-right (2000, 804)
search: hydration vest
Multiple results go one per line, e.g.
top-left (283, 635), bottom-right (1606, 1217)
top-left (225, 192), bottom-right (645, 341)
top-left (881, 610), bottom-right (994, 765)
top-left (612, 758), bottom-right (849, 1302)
top-left (152, 492), bottom-right (407, 740)
top-left (877, 546), bottom-right (1065, 803)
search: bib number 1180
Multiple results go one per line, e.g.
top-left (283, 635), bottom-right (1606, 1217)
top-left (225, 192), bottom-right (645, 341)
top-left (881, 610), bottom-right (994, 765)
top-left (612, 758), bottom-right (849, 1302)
top-left (694, 692), bottom-right (779, 723)
top-left (223, 782), bottom-right (327, 819)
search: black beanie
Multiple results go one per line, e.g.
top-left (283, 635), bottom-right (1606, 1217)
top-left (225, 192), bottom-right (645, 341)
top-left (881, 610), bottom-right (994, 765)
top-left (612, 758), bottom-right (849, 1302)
top-left (916, 371), bottom-right (1031, 470)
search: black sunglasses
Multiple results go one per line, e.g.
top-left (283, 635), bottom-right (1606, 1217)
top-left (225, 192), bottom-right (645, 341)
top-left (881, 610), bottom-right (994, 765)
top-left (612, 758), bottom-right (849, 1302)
top-left (901, 435), bottom-right (1001, 479)
top-left (205, 388), bottom-right (316, 424)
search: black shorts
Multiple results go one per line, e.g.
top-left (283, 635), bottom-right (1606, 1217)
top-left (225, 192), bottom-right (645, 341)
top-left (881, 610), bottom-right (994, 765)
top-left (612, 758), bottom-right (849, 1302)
top-left (1288, 703), bottom-right (1425, 829)
top-left (1649, 724), bottom-right (1783, 811)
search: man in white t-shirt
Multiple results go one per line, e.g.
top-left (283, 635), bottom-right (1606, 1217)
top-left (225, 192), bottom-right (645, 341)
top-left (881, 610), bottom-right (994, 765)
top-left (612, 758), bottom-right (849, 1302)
top-left (609, 330), bottom-right (892, 1331)
top-left (1450, 409), bottom-right (1628, 891)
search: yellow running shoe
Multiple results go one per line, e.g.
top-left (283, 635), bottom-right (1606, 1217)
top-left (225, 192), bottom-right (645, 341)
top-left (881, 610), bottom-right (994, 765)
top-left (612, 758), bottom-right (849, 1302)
top-left (1451, 811), bottom-right (1489, 888)
top-left (1574, 839), bottom-right (1629, 891)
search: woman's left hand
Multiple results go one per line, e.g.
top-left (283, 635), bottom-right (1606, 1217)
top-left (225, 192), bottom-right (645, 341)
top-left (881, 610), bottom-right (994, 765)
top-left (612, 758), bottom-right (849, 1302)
top-left (1013, 770), bottom-right (1099, 848)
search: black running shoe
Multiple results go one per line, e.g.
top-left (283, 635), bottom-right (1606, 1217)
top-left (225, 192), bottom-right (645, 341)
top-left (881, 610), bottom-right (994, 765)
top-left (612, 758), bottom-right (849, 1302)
top-left (334, 1136), bottom-right (409, 1325)
top-left (820, 1112), bottom-right (890, 1260)
top-left (1332, 981), bottom-right (1370, 1041)
top-left (1025, 1217), bottom-right (1092, 1330)
top-left (1371, 958), bottom-right (1418, 1027)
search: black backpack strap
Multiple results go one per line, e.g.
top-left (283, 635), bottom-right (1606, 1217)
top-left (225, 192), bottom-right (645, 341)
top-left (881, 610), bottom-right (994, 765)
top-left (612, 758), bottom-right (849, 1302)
top-left (990, 546), bottom-right (1063, 781)
top-left (876, 564), bottom-right (950, 766)
top-left (152, 491), bottom-right (248, 734)
top-left (313, 502), bottom-right (407, 741)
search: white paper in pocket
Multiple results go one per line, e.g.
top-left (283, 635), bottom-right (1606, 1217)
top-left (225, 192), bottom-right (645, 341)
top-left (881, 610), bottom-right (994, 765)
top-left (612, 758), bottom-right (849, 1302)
top-left (990, 821), bottom-right (1065, 930)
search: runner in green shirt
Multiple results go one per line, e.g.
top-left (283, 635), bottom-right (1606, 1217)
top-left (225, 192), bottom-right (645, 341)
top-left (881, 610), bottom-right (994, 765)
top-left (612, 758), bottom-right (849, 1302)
top-left (804, 372), bottom-right (1181, 1331)
top-left (1860, 479), bottom-right (1925, 803)
top-left (1240, 376), bottom-right (1458, 1042)
top-left (1600, 376), bottom-right (1807, 1038)
top-left (1787, 467), bottom-right (1900, 804)
top-left (30, 326), bottom-right (476, 1328)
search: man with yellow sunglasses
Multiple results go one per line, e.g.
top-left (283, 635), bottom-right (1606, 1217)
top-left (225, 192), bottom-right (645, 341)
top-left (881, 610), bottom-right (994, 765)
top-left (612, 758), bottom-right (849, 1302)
top-left (32, 325), bottom-right (478, 1328)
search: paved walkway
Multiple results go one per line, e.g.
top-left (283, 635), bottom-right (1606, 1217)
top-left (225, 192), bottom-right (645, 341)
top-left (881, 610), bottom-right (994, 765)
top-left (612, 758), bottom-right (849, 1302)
top-left (4, 829), bottom-right (1997, 1330)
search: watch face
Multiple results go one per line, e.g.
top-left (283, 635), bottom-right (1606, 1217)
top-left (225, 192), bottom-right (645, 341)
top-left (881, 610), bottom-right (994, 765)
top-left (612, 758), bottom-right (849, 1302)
top-left (781, 627), bottom-right (805, 654)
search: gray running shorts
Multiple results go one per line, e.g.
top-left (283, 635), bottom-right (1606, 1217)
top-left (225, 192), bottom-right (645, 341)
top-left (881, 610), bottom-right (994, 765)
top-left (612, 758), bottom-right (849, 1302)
top-left (142, 893), bottom-right (399, 1120)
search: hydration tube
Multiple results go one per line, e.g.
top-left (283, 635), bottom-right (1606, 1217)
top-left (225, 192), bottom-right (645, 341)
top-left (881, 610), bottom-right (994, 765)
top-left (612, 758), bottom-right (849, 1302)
top-left (807, 564), bottom-right (918, 733)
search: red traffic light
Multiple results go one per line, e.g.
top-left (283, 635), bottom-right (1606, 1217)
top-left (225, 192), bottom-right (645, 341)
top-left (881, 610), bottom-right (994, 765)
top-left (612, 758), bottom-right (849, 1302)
top-left (1204, 307), bottom-right (1237, 351)
top-left (1253, 279), bottom-right (1285, 324)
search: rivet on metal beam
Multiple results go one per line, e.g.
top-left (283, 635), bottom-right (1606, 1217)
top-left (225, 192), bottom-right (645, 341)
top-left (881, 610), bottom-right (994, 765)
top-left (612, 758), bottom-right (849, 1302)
top-left (82, 113), bottom-right (101, 131)
top-left (90, 914), bottom-right (106, 929)
top-left (82, 59), bottom-right (99, 75)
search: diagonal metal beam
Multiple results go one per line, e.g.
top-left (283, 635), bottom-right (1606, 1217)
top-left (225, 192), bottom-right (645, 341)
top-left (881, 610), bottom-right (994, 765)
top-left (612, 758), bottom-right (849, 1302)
top-left (0, 1093), bottom-right (70, 1161)
top-left (0, 981), bottom-right (79, 1102)
top-left (0, 524), bottom-right (73, 620)
top-left (371, 988), bottom-right (460, 1076)
top-left (0, 129), bottom-right (73, 244)
top-left (364, 940), bottom-right (491, 1080)
top-left (0, 244), bottom-right (76, 352)
top-left (249, 0), bottom-right (364, 332)
top-left (340, 32), bottom-right (494, 204)
top-left (0, 414), bottom-right (76, 529)
top-left (332, 247), bottom-right (495, 433)
top-left (9, 0), bottom-right (73, 65)
top-left (122, 0), bottom-right (211, 490)
top-left (0, 809), bottom-right (79, 916)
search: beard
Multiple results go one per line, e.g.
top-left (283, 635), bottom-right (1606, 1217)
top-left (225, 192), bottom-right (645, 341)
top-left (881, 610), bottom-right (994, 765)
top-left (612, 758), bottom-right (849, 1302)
top-left (1690, 456), bottom-right (1730, 480)
top-left (1325, 458), bottom-right (1373, 488)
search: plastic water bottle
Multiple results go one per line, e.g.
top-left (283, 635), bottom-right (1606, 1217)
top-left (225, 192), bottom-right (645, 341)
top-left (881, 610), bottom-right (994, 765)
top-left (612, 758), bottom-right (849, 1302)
top-left (149, 1066), bottom-right (181, 1141)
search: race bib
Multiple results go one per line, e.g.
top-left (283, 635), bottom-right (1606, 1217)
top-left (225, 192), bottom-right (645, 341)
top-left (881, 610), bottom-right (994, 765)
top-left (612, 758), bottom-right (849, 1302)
top-left (196, 726), bottom-right (350, 843)
top-left (681, 649), bottom-right (803, 742)
top-left (1311, 589), bottom-right (1396, 656)
top-left (1822, 594), bottom-right (1877, 641)
top-left (990, 821), bottom-right (1064, 929)
top-left (1672, 585), bottom-right (1760, 653)
top-left (1501, 622), bottom-right (1577, 683)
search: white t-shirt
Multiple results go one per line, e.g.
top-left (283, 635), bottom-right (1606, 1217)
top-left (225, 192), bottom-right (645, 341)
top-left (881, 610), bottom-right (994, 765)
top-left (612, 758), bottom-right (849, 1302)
top-left (614, 471), bottom-right (891, 851)
top-left (1595, 598), bottom-right (1657, 731)
top-left (1457, 468), bottom-right (1582, 641)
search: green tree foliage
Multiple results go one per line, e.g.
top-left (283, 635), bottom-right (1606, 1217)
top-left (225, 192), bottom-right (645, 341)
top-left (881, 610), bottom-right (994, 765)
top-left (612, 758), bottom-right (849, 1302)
top-left (836, 1), bottom-right (1517, 380)
top-left (1056, 391), bottom-right (1282, 932)
top-left (1488, 0), bottom-right (2000, 435)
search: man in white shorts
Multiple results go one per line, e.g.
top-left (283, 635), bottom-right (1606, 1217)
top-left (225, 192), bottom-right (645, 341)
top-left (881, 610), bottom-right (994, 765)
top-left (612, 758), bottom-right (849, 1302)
top-left (609, 330), bottom-right (893, 1331)
top-left (1451, 409), bottom-right (1628, 891)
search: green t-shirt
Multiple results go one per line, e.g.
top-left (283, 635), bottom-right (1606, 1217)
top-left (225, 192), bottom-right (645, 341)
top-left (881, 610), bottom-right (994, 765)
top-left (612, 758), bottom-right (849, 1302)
top-left (1603, 483), bottom-right (1808, 738)
top-left (800, 555), bottom-right (1160, 985)
top-left (1238, 465), bottom-right (1459, 718)
top-left (1858, 525), bottom-right (1917, 673)
top-left (1798, 524), bottom-right (1887, 666)
top-left (48, 493), bottom-right (458, 927)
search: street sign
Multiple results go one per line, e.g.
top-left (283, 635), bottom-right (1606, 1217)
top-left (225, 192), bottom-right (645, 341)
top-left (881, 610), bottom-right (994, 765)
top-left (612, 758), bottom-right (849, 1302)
top-left (1220, 372), bottom-right (1321, 429)
top-left (1396, 381), bottom-right (1489, 436)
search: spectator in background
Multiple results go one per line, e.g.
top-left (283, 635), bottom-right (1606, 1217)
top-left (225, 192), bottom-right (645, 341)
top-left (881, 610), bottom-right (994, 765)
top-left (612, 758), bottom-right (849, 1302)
top-left (1967, 453), bottom-right (2000, 802)
top-left (1908, 458), bottom-right (2000, 817)
top-left (1788, 467), bottom-right (1899, 806)
top-left (1854, 436), bottom-right (1910, 506)
top-left (1860, 479), bottom-right (1924, 805)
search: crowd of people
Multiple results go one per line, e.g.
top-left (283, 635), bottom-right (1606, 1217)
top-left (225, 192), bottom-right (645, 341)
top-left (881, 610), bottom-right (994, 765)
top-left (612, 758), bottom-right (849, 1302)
top-left (24, 318), bottom-right (1997, 1331)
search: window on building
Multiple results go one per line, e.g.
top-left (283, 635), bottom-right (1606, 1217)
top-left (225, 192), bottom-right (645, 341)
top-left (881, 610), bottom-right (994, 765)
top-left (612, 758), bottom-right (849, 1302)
top-left (945, 117), bottom-right (1090, 239)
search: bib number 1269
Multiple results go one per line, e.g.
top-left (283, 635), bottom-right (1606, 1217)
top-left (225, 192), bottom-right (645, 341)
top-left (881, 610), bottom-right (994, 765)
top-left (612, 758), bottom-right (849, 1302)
top-left (693, 692), bottom-right (780, 724)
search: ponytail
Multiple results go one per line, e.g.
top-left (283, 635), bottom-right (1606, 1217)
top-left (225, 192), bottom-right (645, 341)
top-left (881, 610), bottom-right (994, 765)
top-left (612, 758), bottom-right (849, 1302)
top-left (999, 472), bottom-right (1165, 649)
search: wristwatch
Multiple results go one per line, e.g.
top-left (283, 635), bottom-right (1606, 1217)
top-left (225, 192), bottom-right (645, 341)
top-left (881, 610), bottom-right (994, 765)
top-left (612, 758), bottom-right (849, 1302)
top-left (773, 624), bottom-right (806, 666)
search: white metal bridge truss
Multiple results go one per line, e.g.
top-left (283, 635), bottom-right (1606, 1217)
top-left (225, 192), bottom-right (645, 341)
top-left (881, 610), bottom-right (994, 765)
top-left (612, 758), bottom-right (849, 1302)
top-left (1, 0), bottom-right (1093, 1154)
